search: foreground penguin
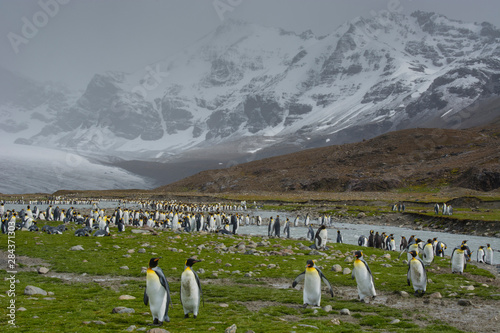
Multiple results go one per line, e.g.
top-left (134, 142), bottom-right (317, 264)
top-left (407, 250), bottom-right (427, 296)
top-left (144, 257), bottom-right (172, 325)
top-left (292, 259), bottom-right (334, 306)
top-left (181, 258), bottom-right (203, 318)
top-left (451, 244), bottom-right (467, 274)
top-left (352, 251), bottom-right (376, 301)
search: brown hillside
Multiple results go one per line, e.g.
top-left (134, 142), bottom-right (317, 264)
top-left (156, 121), bottom-right (500, 193)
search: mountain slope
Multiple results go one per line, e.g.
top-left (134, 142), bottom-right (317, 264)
top-left (22, 11), bottom-right (500, 160)
top-left (156, 119), bottom-right (500, 193)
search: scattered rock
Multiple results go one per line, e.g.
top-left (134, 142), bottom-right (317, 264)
top-left (146, 328), bottom-right (169, 333)
top-left (460, 285), bottom-right (475, 291)
top-left (24, 286), bottom-right (47, 296)
top-left (208, 327), bottom-right (216, 331)
top-left (381, 254), bottom-right (391, 259)
top-left (44, 297), bottom-right (56, 300)
top-left (343, 268), bottom-right (351, 275)
top-left (112, 306), bottom-right (135, 314)
top-left (340, 308), bottom-right (350, 315)
top-left (197, 268), bottom-right (205, 274)
top-left (93, 320), bottom-right (106, 325)
top-left (397, 291), bottom-right (409, 298)
top-left (120, 266), bottom-right (129, 270)
top-left (224, 324), bottom-right (237, 333)
top-left (113, 245), bottom-right (120, 249)
top-left (119, 295), bottom-right (136, 300)
top-left (17, 307), bottom-right (27, 311)
top-left (70, 245), bottom-right (84, 251)
top-left (128, 249), bottom-right (135, 253)
top-left (331, 264), bottom-right (342, 272)
top-left (344, 256), bottom-right (353, 263)
top-left (267, 264), bottom-right (276, 269)
top-left (381, 264), bottom-right (392, 268)
top-left (429, 292), bottom-right (442, 299)
top-left (331, 318), bottom-right (340, 325)
top-left (390, 319), bottom-right (400, 324)
top-left (37, 267), bottom-right (49, 274)
top-left (126, 325), bottom-right (136, 331)
top-left (219, 303), bottom-right (229, 308)
top-left (138, 248), bottom-right (146, 253)
top-left (458, 299), bottom-right (473, 306)
top-left (323, 305), bottom-right (332, 312)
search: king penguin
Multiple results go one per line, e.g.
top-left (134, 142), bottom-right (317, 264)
top-left (485, 244), bottom-right (493, 265)
top-left (358, 235), bottom-right (368, 247)
top-left (292, 259), bottom-right (334, 306)
top-left (477, 246), bottom-right (485, 263)
top-left (352, 251), bottom-right (376, 301)
top-left (181, 258), bottom-right (203, 318)
top-left (451, 244), bottom-right (467, 274)
top-left (314, 225), bottom-right (328, 250)
top-left (422, 239), bottom-right (434, 266)
top-left (336, 230), bottom-right (343, 243)
top-left (144, 257), bottom-right (172, 325)
top-left (407, 250), bottom-right (427, 296)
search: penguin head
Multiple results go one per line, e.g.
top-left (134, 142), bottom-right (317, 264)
top-left (415, 238), bottom-right (423, 244)
top-left (409, 250), bottom-right (418, 258)
top-left (427, 239), bottom-right (433, 244)
top-left (460, 244), bottom-right (468, 251)
top-left (149, 257), bottom-right (162, 268)
top-left (320, 225), bottom-right (326, 230)
top-left (487, 243), bottom-right (491, 248)
top-left (354, 250), bottom-right (362, 258)
top-left (337, 230), bottom-right (340, 234)
top-left (185, 258), bottom-right (201, 267)
top-left (306, 259), bottom-right (315, 268)
top-left (479, 246), bottom-right (484, 249)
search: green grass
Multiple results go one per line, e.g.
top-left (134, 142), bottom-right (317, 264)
top-left (1, 222), bottom-right (497, 332)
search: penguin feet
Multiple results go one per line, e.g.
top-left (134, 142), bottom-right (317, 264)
top-left (301, 304), bottom-right (308, 308)
top-left (193, 315), bottom-right (197, 319)
top-left (148, 319), bottom-right (161, 326)
top-left (185, 314), bottom-right (189, 318)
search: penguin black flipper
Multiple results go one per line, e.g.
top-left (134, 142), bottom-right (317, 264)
top-left (316, 268), bottom-right (334, 297)
top-left (143, 288), bottom-right (149, 305)
top-left (360, 258), bottom-right (374, 278)
top-left (154, 267), bottom-right (173, 309)
top-left (193, 269), bottom-right (204, 306)
top-left (406, 265), bottom-right (411, 286)
top-left (416, 257), bottom-right (427, 282)
top-left (292, 271), bottom-right (306, 288)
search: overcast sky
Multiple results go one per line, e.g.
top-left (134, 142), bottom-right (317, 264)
top-left (1, 0), bottom-right (500, 90)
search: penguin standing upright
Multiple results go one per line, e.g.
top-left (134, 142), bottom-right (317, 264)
top-left (368, 230), bottom-right (375, 247)
top-left (314, 225), bottom-right (328, 250)
top-left (268, 217), bottom-right (274, 237)
top-left (307, 225), bottom-right (315, 241)
top-left (352, 251), bottom-right (376, 301)
top-left (181, 258), bottom-right (203, 318)
top-left (144, 257), bottom-right (172, 325)
top-left (407, 250), bottom-right (427, 296)
top-left (305, 213), bottom-right (310, 226)
top-left (485, 244), bottom-right (493, 265)
top-left (451, 244), bottom-right (467, 274)
top-left (336, 230), bottom-right (343, 243)
top-left (477, 246), bottom-right (485, 263)
top-left (283, 219), bottom-right (290, 238)
top-left (292, 259), bottom-right (333, 306)
top-left (117, 218), bottom-right (125, 232)
top-left (273, 215), bottom-right (281, 238)
top-left (422, 239), bottom-right (434, 266)
top-left (293, 215), bottom-right (300, 227)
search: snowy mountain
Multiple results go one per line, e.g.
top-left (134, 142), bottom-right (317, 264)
top-left (3, 11), bottom-right (500, 193)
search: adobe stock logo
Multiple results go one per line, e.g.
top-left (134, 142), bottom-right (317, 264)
top-left (7, 0), bottom-right (71, 54)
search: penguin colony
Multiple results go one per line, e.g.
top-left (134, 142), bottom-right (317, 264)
top-left (1, 198), bottom-right (498, 327)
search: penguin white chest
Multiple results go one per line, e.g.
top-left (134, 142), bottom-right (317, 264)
top-left (146, 270), bottom-right (167, 320)
top-left (181, 269), bottom-right (200, 314)
top-left (451, 251), bottom-right (465, 273)
top-left (303, 268), bottom-right (321, 306)
top-left (353, 260), bottom-right (375, 300)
